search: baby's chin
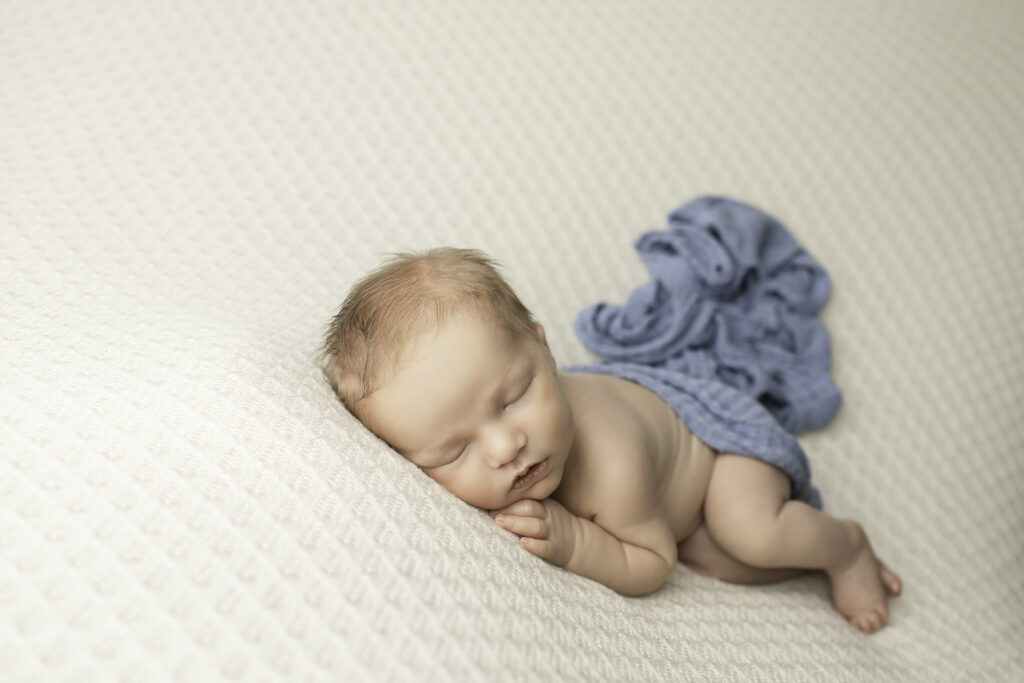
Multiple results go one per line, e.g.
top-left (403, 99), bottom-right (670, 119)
top-left (460, 456), bottom-right (567, 510)
top-left (533, 470), bottom-right (563, 500)
top-left (512, 463), bottom-right (564, 505)
top-left (472, 476), bottom-right (563, 512)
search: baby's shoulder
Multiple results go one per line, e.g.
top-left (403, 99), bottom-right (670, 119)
top-left (563, 372), bottom-right (653, 454)
top-left (562, 371), bottom-right (666, 460)
top-left (558, 372), bottom-right (660, 511)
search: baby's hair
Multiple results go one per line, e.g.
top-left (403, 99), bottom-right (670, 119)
top-left (321, 247), bottom-right (538, 413)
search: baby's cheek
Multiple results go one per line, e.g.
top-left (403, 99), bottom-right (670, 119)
top-left (544, 391), bottom-right (573, 437)
top-left (457, 462), bottom-right (507, 510)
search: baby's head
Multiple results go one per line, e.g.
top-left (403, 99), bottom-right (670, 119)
top-left (321, 247), bottom-right (541, 413)
top-left (322, 247), bottom-right (575, 510)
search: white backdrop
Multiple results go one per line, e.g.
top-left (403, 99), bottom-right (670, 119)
top-left (3, 1), bottom-right (1022, 680)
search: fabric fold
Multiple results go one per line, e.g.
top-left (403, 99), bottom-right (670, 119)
top-left (573, 196), bottom-right (840, 435)
top-left (568, 196), bottom-right (842, 508)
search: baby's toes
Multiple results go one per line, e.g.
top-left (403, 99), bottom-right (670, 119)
top-left (851, 608), bottom-right (886, 634)
top-left (851, 610), bottom-right (884, 634)
top-left (880, 564), bottom-right (902, 596)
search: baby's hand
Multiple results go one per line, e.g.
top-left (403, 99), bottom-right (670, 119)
top-left (491, 498), bottom-right (578, 567)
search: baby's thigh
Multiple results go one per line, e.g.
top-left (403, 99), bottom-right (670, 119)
top-left (704, 454), bottom-right (792, 526)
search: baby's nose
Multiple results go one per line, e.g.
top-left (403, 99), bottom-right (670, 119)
top-left (483, 423), bottom-right (526, 467)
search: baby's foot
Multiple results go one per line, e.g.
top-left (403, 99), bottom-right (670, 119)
top-left (827, 522), bottom-right (902, 634)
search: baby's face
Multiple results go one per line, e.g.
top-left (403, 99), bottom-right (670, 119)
top-left (360, 311), bottom-right (575, 511)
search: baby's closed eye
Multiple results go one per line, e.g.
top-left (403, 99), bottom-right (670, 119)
top-left (503, 374), bottom-right (533, 411)
top-left (443, 442), bottom-right (469, 463)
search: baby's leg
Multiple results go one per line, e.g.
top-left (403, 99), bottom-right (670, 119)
top-left (703, 454), bottom-right (901, 633)
top-left (678, 523), bottom-right (808, 585)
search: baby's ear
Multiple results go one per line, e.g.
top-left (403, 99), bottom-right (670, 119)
top-left (533, 321), bottom-right (548, 346)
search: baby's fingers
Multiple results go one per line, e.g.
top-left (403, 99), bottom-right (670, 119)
top-left (520, 537), bottom-right (562, 565)
top-left (490, 499), bottom-right (546, 519)
top-left (494, 513), bottom-right (549, 539)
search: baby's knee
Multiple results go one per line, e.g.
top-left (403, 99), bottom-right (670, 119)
top-left (704, 508), bottom-right (781, 568)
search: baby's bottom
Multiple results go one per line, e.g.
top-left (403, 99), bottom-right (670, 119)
top-left (698, 453), bottom-right (901, 633)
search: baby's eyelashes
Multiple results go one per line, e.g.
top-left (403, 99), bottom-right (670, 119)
top-left (503, 375), bottom-right (534, 411)
top-left (443, 441), bottom-right (469, 463)
top-left (420, 442), bottom-right (467, 469)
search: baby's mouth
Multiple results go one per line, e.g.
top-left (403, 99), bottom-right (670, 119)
top-left (511, 459), bottom-right (550, 491)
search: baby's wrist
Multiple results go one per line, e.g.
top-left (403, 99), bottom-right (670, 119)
top-left (561, 514), bottom-right (584, 568)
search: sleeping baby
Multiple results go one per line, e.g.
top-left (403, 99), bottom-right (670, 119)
top-left (320, 247), bottom-right (901, 633)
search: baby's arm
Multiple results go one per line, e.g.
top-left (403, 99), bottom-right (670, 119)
top-left (567, 503), bottom-right (678, 596)
top-left (493, 497), bottom-right (678, 597)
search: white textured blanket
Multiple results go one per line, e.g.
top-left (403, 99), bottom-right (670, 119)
top-left (2, 1), bottom-right (1022, 681)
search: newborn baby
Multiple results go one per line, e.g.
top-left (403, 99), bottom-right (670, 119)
top-left (321, 247), bottom-right (901, 633)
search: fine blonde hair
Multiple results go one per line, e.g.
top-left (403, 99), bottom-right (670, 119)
top-left (320, 247), bottom-right (538, 413)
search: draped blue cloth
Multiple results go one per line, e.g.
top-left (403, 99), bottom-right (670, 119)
top-left (567, 197), bottom-right (840, 508)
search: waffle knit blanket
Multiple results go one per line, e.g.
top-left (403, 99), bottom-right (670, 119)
top-left (568, 196), bottom-right (841, 508)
